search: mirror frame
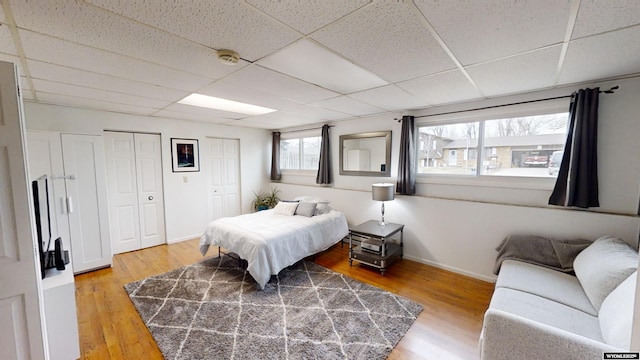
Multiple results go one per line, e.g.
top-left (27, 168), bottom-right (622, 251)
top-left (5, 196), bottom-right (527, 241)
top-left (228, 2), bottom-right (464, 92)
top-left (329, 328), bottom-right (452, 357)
top-left (339, 131), bottom-right (392, 177)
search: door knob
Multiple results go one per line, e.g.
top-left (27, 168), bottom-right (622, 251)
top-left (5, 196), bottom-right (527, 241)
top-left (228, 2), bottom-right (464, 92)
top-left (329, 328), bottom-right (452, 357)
top-left (148, 196), bottom-right (154, 200)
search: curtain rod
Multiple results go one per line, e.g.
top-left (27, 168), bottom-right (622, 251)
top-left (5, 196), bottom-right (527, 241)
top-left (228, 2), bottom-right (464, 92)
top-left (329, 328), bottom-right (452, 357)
top-left (278, 125), bottom-right (334, 134)
top-left (397, 86), bottom-right (619, 121)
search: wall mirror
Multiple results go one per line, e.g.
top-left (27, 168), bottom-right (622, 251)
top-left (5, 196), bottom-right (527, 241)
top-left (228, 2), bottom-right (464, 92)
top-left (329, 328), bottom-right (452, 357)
top-left (339, 131), bottom-right (392, 177)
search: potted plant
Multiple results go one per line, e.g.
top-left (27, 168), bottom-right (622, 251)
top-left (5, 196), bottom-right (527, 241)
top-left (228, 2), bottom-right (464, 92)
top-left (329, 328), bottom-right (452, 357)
top-left (252, 187), bottom-right (281, 211)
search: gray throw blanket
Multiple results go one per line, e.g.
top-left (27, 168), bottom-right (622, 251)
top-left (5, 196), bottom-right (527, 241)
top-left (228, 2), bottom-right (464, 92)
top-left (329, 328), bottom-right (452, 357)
top-left (493, 234), bottom-right (592, 275)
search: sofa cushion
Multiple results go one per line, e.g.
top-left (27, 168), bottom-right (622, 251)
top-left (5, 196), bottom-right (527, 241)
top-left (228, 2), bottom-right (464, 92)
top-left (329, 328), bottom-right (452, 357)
top-left (496, 260), bottom-right (596, 315)
top-left (599, 272), bottom-right (637, 350)
top-left (489, 287), bottom-right (603, 342)
top-left (573, 236), bottom-right (638, 311)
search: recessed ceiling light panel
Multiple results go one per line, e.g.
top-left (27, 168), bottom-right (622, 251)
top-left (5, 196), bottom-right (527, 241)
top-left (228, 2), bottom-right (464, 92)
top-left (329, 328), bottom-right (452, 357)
top-left (178, 93), bottom-right (276, 115)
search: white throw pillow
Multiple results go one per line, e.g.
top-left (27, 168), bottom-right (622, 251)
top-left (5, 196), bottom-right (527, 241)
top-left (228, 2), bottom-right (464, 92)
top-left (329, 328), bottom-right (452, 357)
top-left (272, 201), bottom-right (298, 216)
top-left (573, 236), bottom-right (638, 310)
top-left (599, 272), bottom-right (637, 350)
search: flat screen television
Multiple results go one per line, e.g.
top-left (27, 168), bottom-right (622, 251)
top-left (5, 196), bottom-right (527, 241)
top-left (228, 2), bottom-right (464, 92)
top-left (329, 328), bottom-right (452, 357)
top-left (32, 175), bottom-right (52, 279)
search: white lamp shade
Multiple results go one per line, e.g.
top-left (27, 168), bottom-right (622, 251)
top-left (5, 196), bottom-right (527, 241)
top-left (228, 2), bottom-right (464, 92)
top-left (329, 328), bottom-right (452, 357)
top-left (372, 183), bottom-right (394, 201)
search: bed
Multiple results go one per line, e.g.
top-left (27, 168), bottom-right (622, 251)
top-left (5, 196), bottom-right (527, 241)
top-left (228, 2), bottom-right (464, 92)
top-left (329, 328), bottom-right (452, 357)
top-left (199, 201), bottom-right (349, 289)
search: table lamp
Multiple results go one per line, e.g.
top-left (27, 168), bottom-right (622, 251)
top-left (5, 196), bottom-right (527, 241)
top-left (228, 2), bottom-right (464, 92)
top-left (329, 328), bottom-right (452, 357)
top-left (372, 183), bottom-right (394, 226)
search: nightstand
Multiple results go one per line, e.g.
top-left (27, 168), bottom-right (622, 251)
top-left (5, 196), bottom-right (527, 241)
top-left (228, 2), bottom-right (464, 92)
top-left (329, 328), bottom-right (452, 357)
top-left (348, 220), bottom-right (404, 274)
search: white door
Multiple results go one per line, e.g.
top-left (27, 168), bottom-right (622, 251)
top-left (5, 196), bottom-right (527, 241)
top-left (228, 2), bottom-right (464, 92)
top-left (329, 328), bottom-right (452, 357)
top-left (61, 134), bottom-right (112, 273)
top-left (105, 132), bottom-right (140, 254)
top-left (0, 61), bottom-right (47, 359)
top-left (222, 139), bottom-right (241, 217)
top-left (204, 138), bottom-right (241, 221)
top-left (105, 132), bottom-right (165, 254)
top-left (448, 149), bottom-right (458, 166)
top-left (134, 133), bottom-right (165, 249)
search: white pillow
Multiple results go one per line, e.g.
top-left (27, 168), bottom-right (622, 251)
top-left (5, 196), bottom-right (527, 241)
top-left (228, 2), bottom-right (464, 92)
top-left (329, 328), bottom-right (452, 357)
top-left (314, 203), bottom-right (333, 216)
top-left (599, 272), bottom-right (636, 349)
top-left (573, 236), bottom-right (638, 310)
top-left (272, 201), bottom-right (298, 216)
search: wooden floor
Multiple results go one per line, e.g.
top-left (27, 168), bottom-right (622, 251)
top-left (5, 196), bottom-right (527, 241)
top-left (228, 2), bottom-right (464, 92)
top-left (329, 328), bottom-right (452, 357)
top-left (75, 239), bottom-right (495, 359)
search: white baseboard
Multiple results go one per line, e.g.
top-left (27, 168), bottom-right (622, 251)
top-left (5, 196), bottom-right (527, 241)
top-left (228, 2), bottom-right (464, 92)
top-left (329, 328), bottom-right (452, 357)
top-left (167, 234), bottom-right (201, 244)
top-left (402, 254), bottom-right (497, 283)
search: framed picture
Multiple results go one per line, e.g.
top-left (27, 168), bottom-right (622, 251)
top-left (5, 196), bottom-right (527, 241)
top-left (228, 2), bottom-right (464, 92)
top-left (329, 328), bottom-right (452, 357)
top-left (171, 138), bottom-right (200, 172)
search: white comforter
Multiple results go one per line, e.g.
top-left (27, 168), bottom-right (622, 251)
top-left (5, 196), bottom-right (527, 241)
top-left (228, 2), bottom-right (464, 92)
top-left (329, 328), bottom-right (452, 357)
top-left (199, 209), bottom-right (349, 289)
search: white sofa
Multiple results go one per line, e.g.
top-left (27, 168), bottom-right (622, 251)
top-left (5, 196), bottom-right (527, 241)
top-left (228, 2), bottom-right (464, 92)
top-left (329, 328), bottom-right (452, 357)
top-left (480, 236), bottom-right (638, 360)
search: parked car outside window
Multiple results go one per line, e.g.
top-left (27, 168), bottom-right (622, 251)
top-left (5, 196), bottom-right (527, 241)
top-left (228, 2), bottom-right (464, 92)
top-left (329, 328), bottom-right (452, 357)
top-left (548, 151), bottom-right (563, 176)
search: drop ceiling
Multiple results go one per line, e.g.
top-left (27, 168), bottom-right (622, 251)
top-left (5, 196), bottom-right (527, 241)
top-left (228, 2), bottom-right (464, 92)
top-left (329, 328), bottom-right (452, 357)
top-left (1, 0), bottom-right (639, 130)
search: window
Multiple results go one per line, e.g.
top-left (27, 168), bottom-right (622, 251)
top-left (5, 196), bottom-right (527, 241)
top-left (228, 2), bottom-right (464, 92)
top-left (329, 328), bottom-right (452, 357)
top-left (280, 135), bottom-right (321, 171)
top-left (417, 112), bottom-right (569, 178)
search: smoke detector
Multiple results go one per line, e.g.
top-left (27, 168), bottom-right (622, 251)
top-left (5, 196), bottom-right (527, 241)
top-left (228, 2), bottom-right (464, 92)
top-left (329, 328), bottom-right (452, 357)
top-left (217, 49), bottom-right (240, 65)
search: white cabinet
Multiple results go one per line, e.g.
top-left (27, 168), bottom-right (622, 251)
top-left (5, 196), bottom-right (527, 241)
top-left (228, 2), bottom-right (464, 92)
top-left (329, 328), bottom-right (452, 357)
top-left (61, 133), bottom-right (112, 273)
top-left (27, 131), bottom-right (112, 273)
top-left (42, 264), bottom-right (80, 360)
top-left (104, 131), bottom-right (165, 254)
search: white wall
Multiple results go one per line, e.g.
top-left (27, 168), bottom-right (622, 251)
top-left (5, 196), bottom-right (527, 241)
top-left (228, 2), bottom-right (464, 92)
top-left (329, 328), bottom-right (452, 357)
top-left (276, 76), bottom-right (640, 281)
top-left (23, 103), bottom-right (271, 243)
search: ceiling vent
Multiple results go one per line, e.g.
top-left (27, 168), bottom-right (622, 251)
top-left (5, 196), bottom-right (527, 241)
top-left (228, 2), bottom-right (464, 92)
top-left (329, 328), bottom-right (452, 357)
top-left (217, 49), bottom-right (240, 65)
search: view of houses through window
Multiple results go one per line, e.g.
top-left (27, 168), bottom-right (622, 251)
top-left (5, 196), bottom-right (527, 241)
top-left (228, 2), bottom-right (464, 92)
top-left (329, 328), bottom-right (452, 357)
top-left (418, 112), bottom-right (569, 177)
top-left (280, 136), bottom-right (321, 170)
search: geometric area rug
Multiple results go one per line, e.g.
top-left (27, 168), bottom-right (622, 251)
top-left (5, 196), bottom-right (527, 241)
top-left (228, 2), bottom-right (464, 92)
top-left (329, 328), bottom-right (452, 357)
top-left (124, 254), bottom-right (423, 360)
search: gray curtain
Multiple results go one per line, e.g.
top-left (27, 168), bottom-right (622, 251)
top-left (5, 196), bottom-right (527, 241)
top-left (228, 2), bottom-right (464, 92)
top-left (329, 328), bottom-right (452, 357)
top-left (316, 124), bottom-right (331, 184)
top-left (396, 115), bottom-right (416, 195)
top-left (270, 131), bottom-right (281, 181)
top-left (549, 88), bottom-right (600, 208)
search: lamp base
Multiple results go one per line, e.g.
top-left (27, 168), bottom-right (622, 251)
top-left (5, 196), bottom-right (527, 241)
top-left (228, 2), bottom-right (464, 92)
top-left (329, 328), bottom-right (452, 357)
top-left (378, 221), bottom-right (387, 226)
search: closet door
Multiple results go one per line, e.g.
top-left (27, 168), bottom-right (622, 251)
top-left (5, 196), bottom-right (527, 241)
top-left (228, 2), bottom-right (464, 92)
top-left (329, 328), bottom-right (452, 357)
top-left (134, 133), bottom-right (165, 249)
top-left (204, 138), bottom-right (241, 221)
top-left (105, 132), bottom-right (165, 254)
top-left (104, 132), bottom-right (140, 254)
top-left (61, 134), bottom-right (111, 273)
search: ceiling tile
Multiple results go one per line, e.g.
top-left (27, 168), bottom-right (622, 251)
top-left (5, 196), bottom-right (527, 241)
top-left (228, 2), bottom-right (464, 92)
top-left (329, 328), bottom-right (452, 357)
top-left (34, 92), bottom-right (157, 116)
top-left (32, 79), bottom-right (170, 109)
top-left (10, 0), bottom-right (244, 80)
top-left (228, 116), bottom-right (303, 130)
top-left (28, 60), bottom-right (188, 102)
top-left (349, 85), bottom-right (430, 111)
top-left (312, 1), bottom-right (455, 83)
top-left (311, 96), bottom-right (386, 117)
top-left (0, 54), bottom-right (23, 73)
top-left (161, 103), bottom-right (245, 120)
top-left (258, 39), bottom-right (387, 94)
top-left (466, 45), bottom-right (562, 97)
top-left (86, 0), bottom-right (301, 62)
top-left (397, 70), bottom-right (484, 105)
top-left (197, 80), bottom-right (301, 111)
top-left (415, 0), bottom-right (570, 66)
top-left (572, 0), bottom-right (640, 39)
top-left (559, 26), bottom-right (640, 85)
top-left (218, 65), bottom-right (338, 104)
top-left (0, 24), bottom-right (18, 56)
top-left (246, 0), bottom-right (368, 35)
top-left (151, 109), bottom-right (232, 124)
top-left (18, 30), bottom-right (212, 92)
top-left (278, 104), bottom-right (350, 121)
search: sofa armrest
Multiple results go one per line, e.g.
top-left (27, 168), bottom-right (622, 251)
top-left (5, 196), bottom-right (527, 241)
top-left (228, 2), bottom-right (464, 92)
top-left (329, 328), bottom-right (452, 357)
top-left (480, 309), bottom-right (621, 360)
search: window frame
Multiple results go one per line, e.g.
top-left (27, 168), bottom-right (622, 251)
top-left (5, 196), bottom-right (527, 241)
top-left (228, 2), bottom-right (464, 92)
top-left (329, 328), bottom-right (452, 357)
top-left (415, 100), bottom-right (569, 190)
top-left (279, 130), bottom-right (322, 174)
